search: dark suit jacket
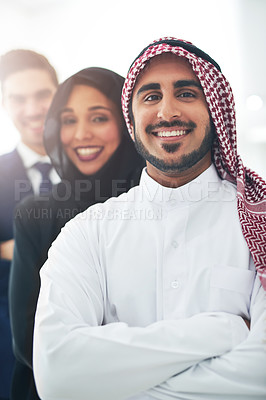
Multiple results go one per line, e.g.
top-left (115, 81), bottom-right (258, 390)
top-left (0, 149), bottom-right (33, 399)
top-left (9, 188), bottom-right (91, 400)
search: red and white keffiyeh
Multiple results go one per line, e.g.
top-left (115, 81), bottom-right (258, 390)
top-left (122, 37), bottom-right (266, 290)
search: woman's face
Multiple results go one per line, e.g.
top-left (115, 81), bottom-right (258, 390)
top-left (60, 85), bottom-right (122, 175)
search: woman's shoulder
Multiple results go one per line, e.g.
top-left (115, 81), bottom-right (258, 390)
top-left (14, 183), bottom-right (87, 232)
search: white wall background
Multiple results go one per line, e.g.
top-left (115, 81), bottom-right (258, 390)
top-left (0, 0), bottom-right (265, 178)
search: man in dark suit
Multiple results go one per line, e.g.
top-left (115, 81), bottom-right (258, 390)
top-left (0, 49), bottom-right (58, 400)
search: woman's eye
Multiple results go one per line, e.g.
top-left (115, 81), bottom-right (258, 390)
top-left (92, 115), bottom-right (108, 123)
top-left (61, 117), bottom-right (76, 125)
top-left (145, 94), bottom-right (161, 102)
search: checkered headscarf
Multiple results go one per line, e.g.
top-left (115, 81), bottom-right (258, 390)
top-left (122, 37), bottom-right (266, 290)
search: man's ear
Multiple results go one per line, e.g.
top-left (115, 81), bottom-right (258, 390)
top-left (130, 122), bottom-right (135, 142)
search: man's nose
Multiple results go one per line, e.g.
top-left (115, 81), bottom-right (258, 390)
top-left (24, 98), bottom-right (43, 117)
top-left (157, 97), bottom-right (182, 121)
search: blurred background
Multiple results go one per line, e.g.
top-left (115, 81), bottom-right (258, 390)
top-left (0, 0), bottom-right (265, 178)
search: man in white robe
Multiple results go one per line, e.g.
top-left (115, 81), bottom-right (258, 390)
top-left (33, 37), bottom-right (266, 400)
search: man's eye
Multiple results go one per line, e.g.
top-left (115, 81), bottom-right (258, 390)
top-left (145, 94), bottom-right (161, 102)
top-left (36, 92), bottom-right (51, 101)
top-left (178, 92), bottom-right (195, 98)
top-left (11, 97), bottom-right (25, 105)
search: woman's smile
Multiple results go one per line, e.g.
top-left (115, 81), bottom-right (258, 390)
top-left (75, 146), bottom-right (104, 161)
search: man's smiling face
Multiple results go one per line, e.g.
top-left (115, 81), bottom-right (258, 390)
top-left (2, 68), bottom-right (57, 154)
top-left (130, 53), bottom-right (214, 186)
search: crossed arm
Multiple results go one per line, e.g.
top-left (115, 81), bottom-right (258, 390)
top-left (32, 216), bottom-right (263, 400)
top-left (147, 278), bottom-right (266, 400)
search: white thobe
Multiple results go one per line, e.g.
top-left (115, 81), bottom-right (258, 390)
top-left (33, 164), bottom-right (266, 400)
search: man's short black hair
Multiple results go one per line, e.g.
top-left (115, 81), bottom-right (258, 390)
top-left (0, 49), bottom-right (58, 90)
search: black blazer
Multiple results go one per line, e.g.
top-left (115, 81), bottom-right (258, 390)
top-left (0, 149), bottom-right (33, 399)
top-left (0, 149), bottom-right (33, 241)
top-left (9, 188), bottom-right (91, 400)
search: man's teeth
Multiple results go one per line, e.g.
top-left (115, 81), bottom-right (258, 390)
top-left (76, 147), bottom-right (101, 155)
top-left (157, 130), bottom-right (187, 138)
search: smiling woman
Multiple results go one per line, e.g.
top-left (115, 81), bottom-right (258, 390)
top-left (60, 84), bottom-right (122, 176)
top-left (8, 66), bottom-right (145, 400)
top-left (43, 67), bottom-right (145, 192)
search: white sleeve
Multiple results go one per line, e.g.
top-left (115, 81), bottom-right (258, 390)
top-left (33, 217), bottom-right (248, 400)
top-left (147, 276), bottom-right (266, 400)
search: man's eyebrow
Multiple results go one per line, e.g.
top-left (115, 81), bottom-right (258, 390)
top-left (8, 89), bottom-right (52, 100)
top-left (136, 83), bottom-right (160, 97)
top-left (135, 80), bottom-right (202, 97)
top-left (174, 80), bottom-right (202, 89)
top-left (8, 94), bottom-right (24, 100)
top-left (35, 88), bottom-right (53, 95)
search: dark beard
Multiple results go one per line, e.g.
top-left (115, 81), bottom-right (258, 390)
top-left (162, 142), bottom-right (181, 153)
top-left (133, 121), bottom-right (215, 174)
